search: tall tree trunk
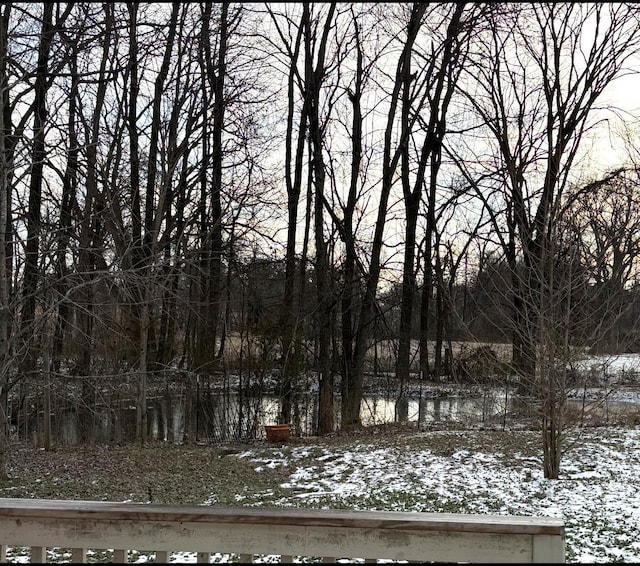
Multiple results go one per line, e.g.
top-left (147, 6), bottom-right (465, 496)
top-left (408, 2), bottom-right (467, 387)
top-left (19, 2), bottom-right (54, 382)
top-left (396, 196), bottom-right (419, 395)
top-left (206, 1), bottom-right (228, 373)
top-left (305, 3), bottom-right (336, 435)
top-left (135, 2), bottom-right (179, 442)
top-left (192, 2), bottom-right (230, 376)
top-left (0, 2), bottom-right (11, 480)
top-left (76, 3), bottom-right (113, 442)
top-left (433, 244), bottom-right (444, 378)
top-left (340, 9), bottom-right (363, 431)
top-left (126, 1), bottom-right (144, 358)
top-left (272, 4), bottom-right (308, 424)
top-left (154, 29), bottom-right (196, 369)
top-left (53, 39), bottom-right (79, 378)
top-left (344, 6), bottom-right (425, 428)
top-left (395, 3), bottom-right (426, 397)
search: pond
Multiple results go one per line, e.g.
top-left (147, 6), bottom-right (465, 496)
top-left (34, 386), bottom-right (638, 446)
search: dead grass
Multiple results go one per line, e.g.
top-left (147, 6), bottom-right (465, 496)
top-left (0, 425), bottom-right (538, 505)
top-left (1, 441), bottom-right (291, 505)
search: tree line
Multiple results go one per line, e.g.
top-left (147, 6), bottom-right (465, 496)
top-left (1, 2), bottom-right (640, 479)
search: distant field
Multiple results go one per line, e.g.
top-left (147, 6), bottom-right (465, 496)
top-left (219, 334), bottom-right (640, 375)
top-left (219, 333), bottom-right (512, 368)
top-left (370, 339), bottom-right (512, 363)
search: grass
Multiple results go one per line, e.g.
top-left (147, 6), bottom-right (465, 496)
top-left (1, 440), bottom-right (293, 506)
top-left (0, 425), bottom-right (539, 563)
top-left (0, 423), bottom-right (551, 507)
top-left (1, 423), bottom-right (638, 563)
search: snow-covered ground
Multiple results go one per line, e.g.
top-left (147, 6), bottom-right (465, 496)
top-left (6, 353), bottom-right (640, 564)
top-left (172, 425), bottom-right (640, 564)
top-left (15, 423), bottom-right (627, 564)
top-left (5, 427), bottom-right (640, 564)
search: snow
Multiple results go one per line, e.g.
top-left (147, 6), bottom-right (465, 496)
top-left (7, 354), bottom-right (640, 563)
top-left (184, 425), bottom-right (640, 563)
top-left (5, 427), bottom-right (640, 564)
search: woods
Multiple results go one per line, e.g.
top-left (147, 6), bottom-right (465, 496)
top-left (1, 2), bottom-right (640, 481)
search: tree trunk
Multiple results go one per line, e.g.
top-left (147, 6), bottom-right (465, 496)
top-left (344, 6), bottom-right (426, 428)
top-left (541, 365), bottom-right (563, 479)
top-left (76, 4), bottom-right (114, 442)
top-left (340, 11), bottom-right (363, 431)
top-left (396, 198), bottom-right (418, 398)
top-left (52, 43), bottom-right (78, 377)
top-left (191, 2), bottom-right (228, 375)
top-left (433, 248), bottom-right (445, 380)
top-left (0, 3), bottom-right (10, 480)
top-left (273, 4), bottom-right (308, 425)
top-left (19, 2), bottom-right (54, 382)
top-left (419, 261), bottom-right (433, 381)
top-left (406, 3), bottom-right (467, 388)
top-left (395, 2), bottom-right (428, 397)
top-left (304, 3), bottom-right (336, 435)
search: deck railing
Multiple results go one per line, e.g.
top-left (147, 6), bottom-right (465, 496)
top-left (0, 497), bottom-right (565, 563)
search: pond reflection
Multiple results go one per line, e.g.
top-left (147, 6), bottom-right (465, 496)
top-left (42, 390), bottom-right (513, 445)
top-left (36, 387), bottom-right (637, 446)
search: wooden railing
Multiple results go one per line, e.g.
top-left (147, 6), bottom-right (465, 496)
top-left (0, 498), bottom-right (565, 563)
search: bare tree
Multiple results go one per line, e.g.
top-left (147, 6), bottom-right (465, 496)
top-left (263, 3), bottom-right (308, 425)
top-left (337, 5), bottom-right (367, 433)
top-left (263, 3), bottom-right (340, 430)
top-left (393, 3), bottom-right (474, 400)
top-left (304, 2), bottom-right (338, 434)
top-left (19, 2), bottom-right (56, 386)
top-left (0, 1), bottom-right (11, 480)
top-left (459, 3), bottom-right (640, 478)
top-left (342, 3), bottom-right (428, 428)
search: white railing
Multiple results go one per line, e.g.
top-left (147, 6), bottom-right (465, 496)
top-left (0, 498), bottom-right (565, 563)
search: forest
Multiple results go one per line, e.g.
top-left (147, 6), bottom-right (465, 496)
top-left (1, 2), bottom-right (640, 481)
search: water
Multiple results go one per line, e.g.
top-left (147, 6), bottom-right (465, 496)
top-left (32, 389), bottom-right (515, 445)
top-left (23, 388), bottom-right (636, 446)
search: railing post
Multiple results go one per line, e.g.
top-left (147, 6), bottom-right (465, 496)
top-left (196, 552), bottom-right (210, 563)
top-left (71, 548), bottom-right (86, 563)
top-left (31, 547), bottom-right (46, 563)
top-left (0, 543), bottom-right (6, 562)
top-left (532, 534), bottom-right (565, 563)
top-left (155, 550), bottom-right (170, 563)
top-left (113, 549), bottom-right (128, 563)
